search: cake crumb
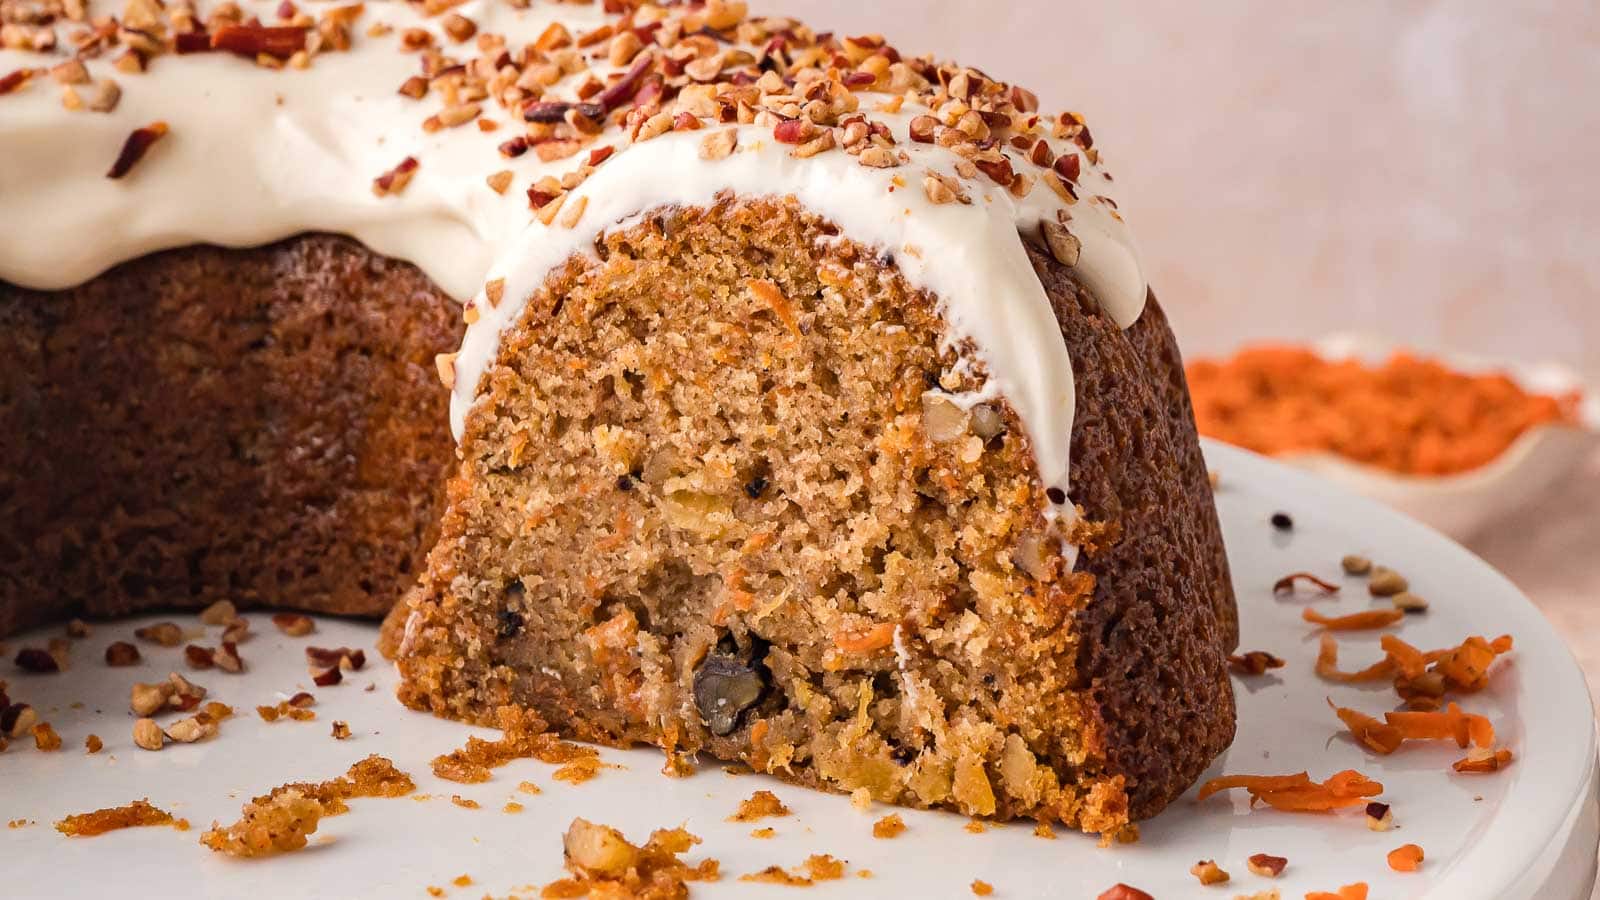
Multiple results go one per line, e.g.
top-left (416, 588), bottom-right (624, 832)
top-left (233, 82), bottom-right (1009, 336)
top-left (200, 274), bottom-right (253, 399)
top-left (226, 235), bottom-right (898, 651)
top-left (972, 879), bottom-right (994, 896)
top-left (517, 780), bottom-right (542, 795)
top-left (432, 705), bottom-right (600, 784)
top-left (1033, 822), bottom-right (1057, 840)
top-left (56, 799), bottom-right (182, 837)
top-left (450, 795), bottom-right (480, 809)
top-left (750, 827), bottom-right (775, 839)
top-left (849, 786), bottom-right (872, 810)
top-left (84, 733), bottom-right (102, 753)
top-left (32, 721), bottom-right (61, 751)
top-left (741, 854), bottom-right (848, 886)
top-left (201, 755), bottom-right (414, 857)
top-left (871, 813), bottom-right (905, 838)
top-left (729, 789), bottom-right (790, 822)
top-left (964, 819), bottom-right (988, 834)
top-left (503, 802), bottom-right (524, 814)
top-left (546, 818), bottom-right (719, 897)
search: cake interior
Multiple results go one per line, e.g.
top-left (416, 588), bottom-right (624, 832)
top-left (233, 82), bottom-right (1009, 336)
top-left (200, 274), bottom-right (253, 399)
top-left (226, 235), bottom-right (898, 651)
top-left (399, 198), bottom-right (1133, 828)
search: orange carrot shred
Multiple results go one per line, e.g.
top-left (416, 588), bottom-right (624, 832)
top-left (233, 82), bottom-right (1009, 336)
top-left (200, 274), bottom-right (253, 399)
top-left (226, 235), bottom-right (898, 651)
top-left (1452, 747), bottom-right (1514, 773)
top-left (1273, 572), bottom-right (1340, 595)
top-left (1387, 843), bottom-right (1424, 872)
top-left (1384, 702), bottom-right (1494, 748)
top-left (1378, 634), bottom-right (1429, 680)
top-left (1316, 635), bottom-right (1395, 683)
top-left (834, 622), bottom-right (894, 653)
top-left (1197, 769), bottom-right (1381, 813)
top-left (1306, 882), bottom-right (1369, 900)
top-left (1329, 700), bottom-right (1404, 755)
top-left (1195, 772), bottom-right (1311, 802)
top-left (1303, 607), bottom-right (1404, 631)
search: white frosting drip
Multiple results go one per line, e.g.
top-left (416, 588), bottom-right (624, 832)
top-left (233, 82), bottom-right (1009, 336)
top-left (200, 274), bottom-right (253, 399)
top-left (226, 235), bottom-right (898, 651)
top-left (0, 0), bottom-right (1147, 525)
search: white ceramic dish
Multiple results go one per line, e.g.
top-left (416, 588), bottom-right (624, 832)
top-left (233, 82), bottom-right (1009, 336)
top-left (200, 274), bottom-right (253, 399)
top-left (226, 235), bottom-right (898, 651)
top-left (1, 442), bottom-right (1594, 898)
top-left (1276, 334), bottom-right (1600, 540)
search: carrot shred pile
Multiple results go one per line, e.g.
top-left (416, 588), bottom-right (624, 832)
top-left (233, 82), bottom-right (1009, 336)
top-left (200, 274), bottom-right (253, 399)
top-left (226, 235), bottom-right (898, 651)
top-left (1330, 701), bottom-right (1495, 754)
top-left (1185, 344), bottom-right (1580, 475)
top-left (1387, 843), bottom-right (1425, 872)
top-left (1317, 633), bottom-right (1514, 709)
top-left (1196, 769), bottom-right (1381, 812)
top-left (1306, 882), bottom-right (1370, 900)
top-left (1302, 607), bottom-right (1404, 631)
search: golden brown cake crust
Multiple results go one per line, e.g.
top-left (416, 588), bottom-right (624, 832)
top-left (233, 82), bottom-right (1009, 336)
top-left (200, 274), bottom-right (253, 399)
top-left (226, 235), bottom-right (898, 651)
top-left (0, 234), bottom-right (461, 636)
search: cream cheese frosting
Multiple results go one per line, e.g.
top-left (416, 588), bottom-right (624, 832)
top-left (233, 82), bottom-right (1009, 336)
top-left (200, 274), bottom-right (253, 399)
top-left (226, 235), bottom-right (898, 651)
top-left (0, 0), bottom-right (1146, 529)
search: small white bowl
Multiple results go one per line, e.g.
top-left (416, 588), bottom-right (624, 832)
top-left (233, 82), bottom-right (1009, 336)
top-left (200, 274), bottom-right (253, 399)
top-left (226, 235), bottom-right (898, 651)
top-left (1268, 334), bottom-right (1600, 539)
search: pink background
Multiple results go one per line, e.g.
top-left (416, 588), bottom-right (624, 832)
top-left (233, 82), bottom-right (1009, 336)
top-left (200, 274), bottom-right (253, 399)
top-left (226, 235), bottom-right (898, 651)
top-left (757, 0), bottom-right (1600, 378)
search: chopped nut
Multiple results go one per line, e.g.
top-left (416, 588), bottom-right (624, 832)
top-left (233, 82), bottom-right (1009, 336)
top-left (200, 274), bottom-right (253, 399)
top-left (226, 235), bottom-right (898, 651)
top-left (558, 194), bottom-right (589, 228)
top-left (106, 121), bottom-right (168, 179)
top-left (1364, 801), bottom-right (1393, 831)
top-left (133, 718), bottom-right (164, 751)
top-left (1391, 591), bottom-right (1429, 613)
top-left (14, 648), bottom-right (59, 673)
top-left (312, 666), bottom-right (343, 687)
top-left (1341, 554), bottom-right (1372, 576)
top-left (435, 352), bottom-right (457, 389)
top-left (66, 619), bottom-right (90, 638)
top-left (184, 644), bottom-right (216, 670)
top-left (271, 613), bottom-right (315, 637)
top-left (51, 59), bottom-right (90, 85)
top-left (134, 621), bottom-right (183, 647)
top-left (371, 156), bottom-right (418, 197)
top-left (1041, 220), bottom-right (1081, 267)
top-left (214, 641), bottom-right (244, 673)
top-left (165, 715), bottom-right (215, 743)
top-left (441, 12), bottom-right (475, 42)
top-left (1189, 859), bottom-right (1229, 885)
top-left (485, 170), bottom-right (513, 194)
top-left (305, 646), bottom-right (366, 670)
top-left (222, 618), bottom-right (251, 643)
top-left (2, 703), bottom-right (36, 737)
top-left (198, 600), bottom-right (238, 625)
top-left (130, 681), bottom-right (172, 716)
top-left (1096, 885), bottom-right (1154, 900)
top-left (85, 733), bottom-right (103, 754)
top-left (699, 127), bottom-right (738, 160)
top-left (86, 78), bottom-right (120, 113)
top-left (1246, 853), bottom-right (1287, 878)
top-left (331, 720), bottom-right (351, 740)
top-left (1368, 567), bottom-right (1408, 597)
top-left (1227, 651), bottom-right (1286, 675)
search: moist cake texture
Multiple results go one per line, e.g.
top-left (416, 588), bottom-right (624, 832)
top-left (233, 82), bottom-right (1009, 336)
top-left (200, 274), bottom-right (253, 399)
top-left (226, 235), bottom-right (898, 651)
top-left (1, 0), bottom-right (1236, 831)
top-left (395, 198), bottom-right (1235, 832)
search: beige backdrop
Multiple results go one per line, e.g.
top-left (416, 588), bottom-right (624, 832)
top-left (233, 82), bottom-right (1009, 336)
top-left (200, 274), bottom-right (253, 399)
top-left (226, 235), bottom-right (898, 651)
top-left (754, 0), bottom-right (1600, 376)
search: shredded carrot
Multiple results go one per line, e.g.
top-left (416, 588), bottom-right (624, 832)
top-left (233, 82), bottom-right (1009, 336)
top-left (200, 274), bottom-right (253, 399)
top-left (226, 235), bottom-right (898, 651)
top-left (1452, 747), bottom-right (1514, 773)
top-left (1185, 344), bottom-right (1579, 476)
top-left (1273, 572), bottom-right (1340, 596)
top-left (1196, 772), bottom-right (1311, 802)
top-left (1329, 700), bottom-right (1404, 754)
top-left (1432, 635), bottom-right (1514, 692)
top-left (1385, 702), bottom-right (1494, 748)
top-left (1379, 634), bottom-right (1429, 680)
top-left (1387, 843), bottom-right (1424, 872)
top-left (1315, 635), bottom-right (1395, 683)
top-left (1303, 607), bottom-right (1404, 631)
top-left (834, 623), bottom-right (894, 653)
top-left (1197, 769), bottom-right (1380, 813)
top-left (1305, 882), bottom-right (1370, 900)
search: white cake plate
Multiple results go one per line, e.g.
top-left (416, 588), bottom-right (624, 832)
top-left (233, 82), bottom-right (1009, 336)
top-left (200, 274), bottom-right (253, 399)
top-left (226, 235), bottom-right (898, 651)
top-left (1, 441), bottom-right (1594, 898)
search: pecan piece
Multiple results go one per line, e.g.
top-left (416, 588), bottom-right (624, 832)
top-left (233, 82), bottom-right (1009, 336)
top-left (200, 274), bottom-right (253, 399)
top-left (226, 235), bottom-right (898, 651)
top-left (210, 24), bottom-right (306, 59)
top-left (106, 121), bottom-right (168, 179)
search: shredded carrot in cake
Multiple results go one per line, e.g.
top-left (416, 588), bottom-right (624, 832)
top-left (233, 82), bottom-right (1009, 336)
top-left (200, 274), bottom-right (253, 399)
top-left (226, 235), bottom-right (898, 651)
top-left (1303, 608), bottom-right (1404, 631)
top-left (1186, 345), bottom-right (1580, 475)
top-left (1453, 747), bottom-right (1515, 773)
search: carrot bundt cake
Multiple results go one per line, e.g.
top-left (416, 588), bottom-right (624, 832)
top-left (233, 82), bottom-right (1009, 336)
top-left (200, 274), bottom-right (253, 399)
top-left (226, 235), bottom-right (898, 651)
top-left (1, 0), bottom-right (1235, 831)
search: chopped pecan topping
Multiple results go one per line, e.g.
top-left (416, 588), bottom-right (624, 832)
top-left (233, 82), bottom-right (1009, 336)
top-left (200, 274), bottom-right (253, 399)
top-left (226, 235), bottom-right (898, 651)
top-left (106, 121), bottom-right (168, 179)
top-left (211, 23), bottom-right (306, 59)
